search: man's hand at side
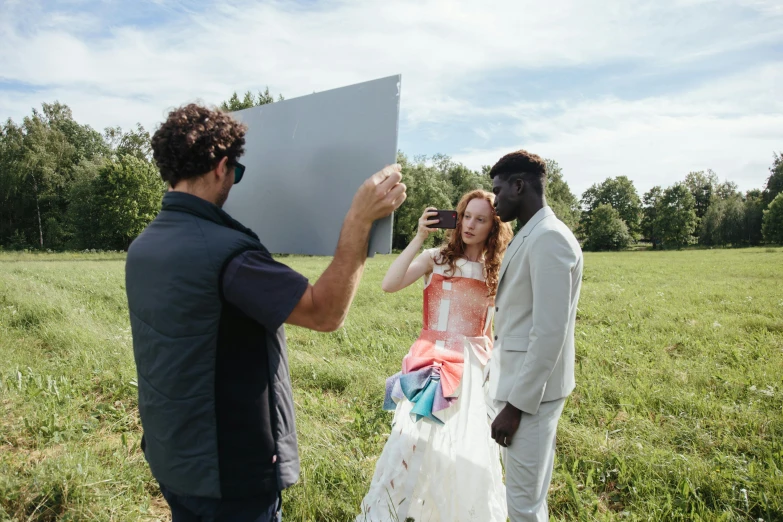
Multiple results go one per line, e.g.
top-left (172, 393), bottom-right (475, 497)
top-left (491, 403), bottom-right (523, 447)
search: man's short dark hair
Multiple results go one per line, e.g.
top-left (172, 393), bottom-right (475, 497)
top-left (488, 149), bottom-right (547, 196)
top-left (151, 104), bottom-right (247, 187)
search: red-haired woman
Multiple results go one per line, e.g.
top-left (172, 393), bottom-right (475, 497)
top-left (356, 190), bottom-right (513, 521)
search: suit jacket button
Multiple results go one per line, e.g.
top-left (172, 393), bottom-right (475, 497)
top-left (495, 307), bottom-right (499, 312)
top-left (494, 335), bottom-right (498, 341)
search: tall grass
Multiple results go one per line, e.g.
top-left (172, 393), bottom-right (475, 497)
top-left (0, 248), bottom-right (781, 521)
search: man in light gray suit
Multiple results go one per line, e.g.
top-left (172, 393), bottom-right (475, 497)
top-left (486, 150), bottom-right (583, 521)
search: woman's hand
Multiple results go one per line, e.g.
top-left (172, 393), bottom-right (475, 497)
top-left (417, 207), bottom-right (440, 240)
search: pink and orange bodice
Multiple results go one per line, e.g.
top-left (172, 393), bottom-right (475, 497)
top-left (384, 250), bottom-right (495, 423)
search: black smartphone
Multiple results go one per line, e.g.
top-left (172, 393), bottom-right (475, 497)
top-left (433, 210), bottom-right (458, 229)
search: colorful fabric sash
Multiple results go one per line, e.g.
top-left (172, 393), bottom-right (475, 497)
top-left (384, 329), bottom-right (492, 423)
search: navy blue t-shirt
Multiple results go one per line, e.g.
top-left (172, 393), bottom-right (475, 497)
top-left (222, 250), bottom-right (309, 330)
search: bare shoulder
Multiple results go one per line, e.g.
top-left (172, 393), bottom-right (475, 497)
top-left (414, 247), bottom-right (439, 273)
top-left (424, 247), bottom-right (443, 264)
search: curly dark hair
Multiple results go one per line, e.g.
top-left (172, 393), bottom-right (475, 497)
top-left (488, 149), bottom-right (547, 196)
top-left (151, 104), bottom-right (247, 187)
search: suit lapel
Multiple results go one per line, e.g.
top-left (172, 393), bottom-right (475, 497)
top-left (497, 208), bottom-right (556, 291)
top-left (497, 232), bottom-right (525, 286)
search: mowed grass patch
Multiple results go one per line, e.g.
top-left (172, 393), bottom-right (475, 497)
top-left (0, 247), bottom-right (781, 521)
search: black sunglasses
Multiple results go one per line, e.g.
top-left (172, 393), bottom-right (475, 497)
top-left (233, 162), bottom-right (246, 184)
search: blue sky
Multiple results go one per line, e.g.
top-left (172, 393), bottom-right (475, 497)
top-left (1, 0), bottom-right (781, 197)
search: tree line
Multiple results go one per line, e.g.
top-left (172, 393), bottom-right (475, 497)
top-left (578, 163), bottom-right (783, 250)
top-left (1, 91), bottom-right (782, 252)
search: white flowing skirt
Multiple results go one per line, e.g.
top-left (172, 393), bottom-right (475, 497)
top-left (355, 344), bottom-right (507, 522)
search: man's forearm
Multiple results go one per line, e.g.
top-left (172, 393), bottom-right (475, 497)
top-left (311, 211), bottom-right (372, 328)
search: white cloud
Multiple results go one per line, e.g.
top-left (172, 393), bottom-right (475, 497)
top-left (453, 62), bottom-right (783, 196)
top-left (455, 110), bottom-right (781, 198)
top-left (0, 0), bottom-right (781, 196)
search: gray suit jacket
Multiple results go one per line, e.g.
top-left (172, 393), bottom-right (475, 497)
top-left (487, 206), bottom-right (583, 415)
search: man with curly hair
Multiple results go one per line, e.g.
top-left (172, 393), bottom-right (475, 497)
top-left (486, 149), bottom-right (583, 521)
top-left (125, 103), bottom-right (406, 521)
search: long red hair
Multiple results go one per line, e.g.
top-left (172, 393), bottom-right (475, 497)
top-left (435, 190), bottom-right (513, 297)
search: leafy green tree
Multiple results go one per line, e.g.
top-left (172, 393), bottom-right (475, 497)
top-left (762, 192), bottom-right (783, 244)
top-left (221, 93), bottom-right (244, 112)
top-left (700, 194), bottom-right (752, 247)
top-left (763, 152), bottom-right (783, 206)
top-left (19, 112), bottom-right (75, 248)
top-left (655, 184), bottom-right (697, 249)
top-left (446, 163), bottom-right (492, 205)
top-left (41, 102), bottom-right (109, 165)
top-left (743, 189), bottom-right (765, 245)
top-left (720, 195), bottom-right (747, 246)
top-left (392, 153), bottom-right (452, 249)
top-left (89, 155), bottom-right (164, 250)
top-left (104, 124), bottom-right (153, 161)
top-left (684, 170), bottom-right (718, 221)
top-left (583, 203), bottom-right (632, 251)
top-left (0, 119), bottom-right (26, 245)
top-left (544, 159), bottom-right (580, 233)
top-left (641, 186), bottom-right (663, 247)
top-left (40, 103), bottom-right (110, 244)
top-left (66, 157), bottom-right (107, 249)
top-left (714, 179), bottom-right (739, 200)
top-left (580, 176), bottom-right (642, 239)
top-left (424, 154), bottom-right (491, 206)
top-left (220, 87), bottom-right (284, 112)
top-left (700, 198), bottom-right (723, 246)
top-left (0, 103), bottom-right (111, 249)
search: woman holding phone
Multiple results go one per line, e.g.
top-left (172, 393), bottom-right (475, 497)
top-left (356, 190), bottom-right (513, 522)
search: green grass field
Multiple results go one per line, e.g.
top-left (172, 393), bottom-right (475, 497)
top-left (0, 248), bottom-right (781, 521)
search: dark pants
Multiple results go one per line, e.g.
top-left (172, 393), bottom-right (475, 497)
top-left (159, 483), bottom-right (281, 522)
